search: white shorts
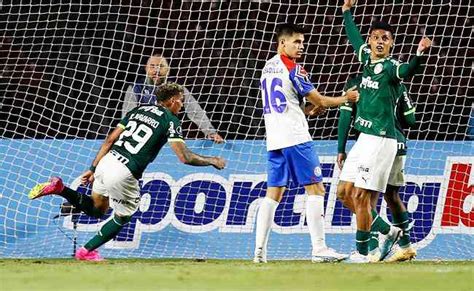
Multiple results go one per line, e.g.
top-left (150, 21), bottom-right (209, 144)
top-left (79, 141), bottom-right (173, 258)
top-left (387, 155), bottom-right (406, 187)
top-left (339, 133), bottom-right (397, 193)
top-left (92, 153), bottom-right (140, 217)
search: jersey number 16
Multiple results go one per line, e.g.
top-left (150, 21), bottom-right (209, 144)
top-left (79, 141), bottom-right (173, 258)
top-left (261, 78), bottom-right (287, 114)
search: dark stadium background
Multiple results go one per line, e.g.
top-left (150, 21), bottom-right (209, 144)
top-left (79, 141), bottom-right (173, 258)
top-left (1, 0), bottom-right (472, 140)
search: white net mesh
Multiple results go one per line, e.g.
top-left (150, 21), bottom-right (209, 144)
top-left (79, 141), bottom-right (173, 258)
top-left (0, 1), bottom-right (472, 259)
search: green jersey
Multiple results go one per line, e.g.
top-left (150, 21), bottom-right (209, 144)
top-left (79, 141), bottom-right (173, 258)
top-left (111, 104), bottom-right (183, 179)
top-left (343, 10), bottom-right (422, 139)
top-left (338, 75), bottom-right (416, 156)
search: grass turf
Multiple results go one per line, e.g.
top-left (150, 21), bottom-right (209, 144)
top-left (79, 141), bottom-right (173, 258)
top-left (0, 259), bottom-right (472, 290)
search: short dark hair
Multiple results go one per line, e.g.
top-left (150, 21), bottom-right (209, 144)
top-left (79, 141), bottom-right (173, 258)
top-left (275, 23), bottom-right (306, 41)
top-left (155, 83), bottom-right (184, 102)
top-left (370, 21), bottom-right (395, 37)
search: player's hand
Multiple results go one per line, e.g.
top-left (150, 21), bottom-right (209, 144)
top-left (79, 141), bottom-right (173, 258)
top-left (304, 104), bottom-right (327, 116)
top-left (207, 133), bottom-right (225, 144)
top-left (417, 37), bottom-right (432, 54)
top-left (211, 157), bottom-right (226, 170)
top-left (337, 153), bottom-right (347, 170)
top-left (345, 86), bottom-right (359, 103)
top-left (342, 0), bottom-right (356, 12)
top-left (80, 170), bottom-right (95, 185)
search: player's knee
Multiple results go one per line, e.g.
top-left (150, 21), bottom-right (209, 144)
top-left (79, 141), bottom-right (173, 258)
top-left (384, 185), bottom-right (400, 204)
top-left (353, 189), bottom-right (370, 205)
top-left (336, 183), bottom-right (346, 201)
top-left (92, 193), bottom-right (109, 214)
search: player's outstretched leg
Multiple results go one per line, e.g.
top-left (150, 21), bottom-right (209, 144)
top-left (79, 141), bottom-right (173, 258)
top-left (29, 176), bottom-right (105, 218)
top-left (75, 215), bottom-right (131, 261)
top-left (29, 176), bottom-right (65, 200)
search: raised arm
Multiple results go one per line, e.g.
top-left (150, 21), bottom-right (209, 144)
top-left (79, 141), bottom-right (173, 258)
top-left (396, 38), bottom-right (432, 80)
top-left (342, 1), bottom-right (367, 61)
top-left (169, 141), bottom-right (226, 169)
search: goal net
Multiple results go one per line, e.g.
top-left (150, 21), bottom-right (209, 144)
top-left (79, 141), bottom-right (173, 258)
top-left (1, 0), bottom-right (472, 260)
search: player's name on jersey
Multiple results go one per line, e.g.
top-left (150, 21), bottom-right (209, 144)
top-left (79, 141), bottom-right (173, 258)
top-left (262, 66), bottom-right (284, 74)
top-left (129, 113), bottom-right (160, 128)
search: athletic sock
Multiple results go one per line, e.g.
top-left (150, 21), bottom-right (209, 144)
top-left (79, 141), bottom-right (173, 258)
top-left (356, 230), bottom-right (371, 256)
top-left (368, 231), bottom-right (379, 252)
top-left (392, 211), bottom-right (411, 248)
top-left (60, 187), bottom-right (104, 218)
top-left (255, 197), bottom-right (279, 252)
top-left (84, 215), bottom-right (131, 251)
top-left (370, 209), bottom-right (390, 235)
top-left (306, 195), bottom-right (327, 252)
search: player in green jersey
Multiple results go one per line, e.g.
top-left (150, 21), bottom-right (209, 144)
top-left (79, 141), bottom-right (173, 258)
top-left (28, 83), bottom-right (226, 261)
top-left (336, 74), bottom-right (417, 262)
top-left (340, 0), bottom-right (431, 263)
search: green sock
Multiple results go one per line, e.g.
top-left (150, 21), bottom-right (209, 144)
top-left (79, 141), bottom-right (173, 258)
top-left (60, 187), bottom-right (104, 218)
top-left (368, 231), bottom-right (379, 252)
top-left (356, 230), bottom-right (371, 256)
top-left (84, 215), bottom-right (131, 251)
top-left (370, 209), bottom-right (391, 235)
top-left (392, 211), bottom-right (411, 248)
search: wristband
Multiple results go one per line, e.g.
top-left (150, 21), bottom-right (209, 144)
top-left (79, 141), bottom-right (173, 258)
top-left (89, 165), bottom-right (96, 173)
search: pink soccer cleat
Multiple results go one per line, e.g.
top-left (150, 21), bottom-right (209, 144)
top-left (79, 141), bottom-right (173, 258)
top-left (75, 247), bottom-right (104, 262)
top-left (28, 176), bottom-right (64, 200)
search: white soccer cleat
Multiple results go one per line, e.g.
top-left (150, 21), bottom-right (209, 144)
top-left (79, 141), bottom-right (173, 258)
top-left (253, 247), bottom-right (267, 263)
top-left (386, 246), bottom-right (417, 262)
top-left (311, 247), bottom-right (348, 263)
top-left (367, 247), bottom-right (381, 263)
top-left (379, 227), bottom-right (402, 261)
top-left (345, 251), bottom-right (371, 264)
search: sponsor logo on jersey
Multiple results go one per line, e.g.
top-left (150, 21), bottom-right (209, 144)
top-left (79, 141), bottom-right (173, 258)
top-left (295, 65), bottom-right (308, 78)
top-left (355, 116), bottom-right (373, 128)
top-left (360, 76), bottom-right (379, 90)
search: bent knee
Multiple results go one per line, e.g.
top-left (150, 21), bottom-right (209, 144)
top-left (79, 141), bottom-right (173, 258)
top-left (92, 193), bottom-right (109, 214)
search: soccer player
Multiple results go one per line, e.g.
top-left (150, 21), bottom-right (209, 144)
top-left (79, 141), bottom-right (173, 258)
top-left (340, 0), bottom-right (431, 262)
top-left (29, 83), bottom-right (226, 261)
top-left (336, 74), bottom-right (417, 262)
top-left (122, 53), bottom-right (224, 143)
top-left (254, 23), bottom-right (360, 263)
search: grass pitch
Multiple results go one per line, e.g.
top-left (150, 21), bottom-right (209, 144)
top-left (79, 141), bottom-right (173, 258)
top-left (0, 259), bottom-right (472, 290)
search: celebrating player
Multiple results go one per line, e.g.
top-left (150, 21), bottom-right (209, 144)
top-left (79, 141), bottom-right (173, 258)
top-left (336, 74), bottom-right (417, 262)
top-left (254, 23), bottom-right (359, 263)
top-left (122, 52), bottom-right (224, 143)
top-left (29, 83), bottom-right (226, 261)
top-left (340, 0), bottom-right (431, 263)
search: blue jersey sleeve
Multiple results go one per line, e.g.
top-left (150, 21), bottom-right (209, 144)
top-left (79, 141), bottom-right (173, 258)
top-left (133, 83), bottom-right (157, 105)
top-left (289, 65), bottom-right (315, 98)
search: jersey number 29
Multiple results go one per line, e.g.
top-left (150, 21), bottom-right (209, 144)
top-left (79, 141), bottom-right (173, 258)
top-left (115, 120), bottom-right (154, 154)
